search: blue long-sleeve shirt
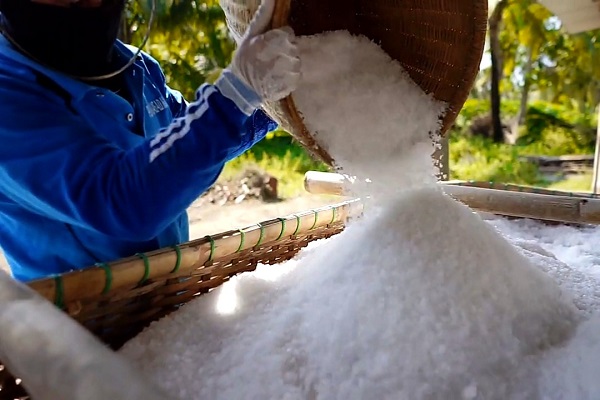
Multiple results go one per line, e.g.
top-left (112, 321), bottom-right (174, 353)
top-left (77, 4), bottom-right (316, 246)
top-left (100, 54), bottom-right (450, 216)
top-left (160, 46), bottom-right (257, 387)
top-left (0, 35), bottom-right (277, 281)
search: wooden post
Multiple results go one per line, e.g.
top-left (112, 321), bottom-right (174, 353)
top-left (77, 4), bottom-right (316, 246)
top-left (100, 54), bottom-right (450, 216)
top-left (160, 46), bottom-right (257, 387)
top-left (592, 104), bottom-right (600, 194)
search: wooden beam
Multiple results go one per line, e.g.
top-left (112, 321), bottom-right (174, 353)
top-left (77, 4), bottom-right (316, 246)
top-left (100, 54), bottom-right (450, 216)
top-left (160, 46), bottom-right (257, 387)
top-left (304, 171), bottom-right (349, 196)
top-left (443, 185), bottom-right (600, 225)
top-left (304, 171), bottom-right (600, 225)
top-left (592, 104), bottom-right (600, 194)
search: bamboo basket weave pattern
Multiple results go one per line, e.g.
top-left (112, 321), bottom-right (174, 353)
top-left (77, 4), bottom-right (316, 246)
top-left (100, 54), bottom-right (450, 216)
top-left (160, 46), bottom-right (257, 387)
top-left (1, 184), bottom-right (597, 398)
top-left (220, 0), bottom-right (489, 165)
top-left (0, 201), bottom-right (361, 400)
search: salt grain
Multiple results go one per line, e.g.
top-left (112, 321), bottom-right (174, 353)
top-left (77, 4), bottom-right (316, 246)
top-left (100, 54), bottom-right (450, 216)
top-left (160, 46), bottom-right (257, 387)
top-left (280, 187), bottom-right (577, 399)
top-left (120, 187), bottom-right (580, 399)
top-left (538, 315), bottom-right (600, 400)
top-left (292, 31), bottom-right (446, 195)
top-left (120, 30), bottom-right (595, 399)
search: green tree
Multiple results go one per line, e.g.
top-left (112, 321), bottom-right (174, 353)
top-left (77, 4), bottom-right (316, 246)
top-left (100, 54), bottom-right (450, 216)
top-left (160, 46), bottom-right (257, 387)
top-left (478, 0), bottom-right (600, 142)
top-left (124, 0), bottom-right (235, 100)
top-left (501, 0), bottom-right (552, 125)
top-left (539, 30), bottom-right (600, 114)
top-left (488, 0), bottom-right (509, 142)
top-left (498, 1), bottom-right (600, 116)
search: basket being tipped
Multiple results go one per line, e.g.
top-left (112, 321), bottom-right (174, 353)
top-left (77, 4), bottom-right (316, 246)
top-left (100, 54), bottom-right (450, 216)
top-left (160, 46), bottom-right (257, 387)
top-left (220, 0), bottom-right (488, 166)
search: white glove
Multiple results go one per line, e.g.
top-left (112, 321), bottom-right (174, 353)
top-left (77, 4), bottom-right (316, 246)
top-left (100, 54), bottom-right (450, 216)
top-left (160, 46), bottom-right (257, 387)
top-left (229, 0), bottom-right (301, 102)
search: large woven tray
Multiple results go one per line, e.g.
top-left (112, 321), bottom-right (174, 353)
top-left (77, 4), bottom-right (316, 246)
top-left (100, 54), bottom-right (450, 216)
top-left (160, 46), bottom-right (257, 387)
top-left (0, 200), bottom-right (361, 399)
top-left (5, 182), bottom-right (595, 398)
top-left (220, 0), bottom-right (489, 165)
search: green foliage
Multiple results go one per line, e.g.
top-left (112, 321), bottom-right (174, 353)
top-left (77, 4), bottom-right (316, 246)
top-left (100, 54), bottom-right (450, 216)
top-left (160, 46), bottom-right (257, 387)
top-left (244, 131), bottom-right (330, 174)
top-left (126, 0), bottom-right (235, 99)
top-left (453, 99), bottom-right (491, 126)
top-left (452, 99), bottom-right (519, 135)
top-left (479, 0), bottom-right (600, 114)
top-left (119, 1), bottom-right (599, 193)
top-left (449, 134), bottom-right (542, 184)
top-left (518, 101), bottom-right (596, 152)
top-left (546, 173), bottom-right (593, 193)
top-left (218, 131), bottom-right (330, 198)
top-left (450, 98), bottom-right (595, 186)
top-left (221, 155), bottom-right (306, 199)
top-left (222, 145), bottom-right (328, 198)
top-left (452, 98), bottom-right (595, 154)
top-left (539, 30), bottom-right (600, 113)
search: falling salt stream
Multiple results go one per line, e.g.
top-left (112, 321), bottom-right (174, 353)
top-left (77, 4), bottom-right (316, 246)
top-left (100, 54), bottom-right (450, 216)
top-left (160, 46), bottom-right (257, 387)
top-left (120, 31), bottom-right (600, 399)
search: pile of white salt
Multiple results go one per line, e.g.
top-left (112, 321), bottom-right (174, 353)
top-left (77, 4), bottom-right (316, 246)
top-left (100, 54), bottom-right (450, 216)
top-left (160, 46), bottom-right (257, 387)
top-left (120, 31), bottom-right (592, 399)
top-left (291, 32), bottom-right (446, 194)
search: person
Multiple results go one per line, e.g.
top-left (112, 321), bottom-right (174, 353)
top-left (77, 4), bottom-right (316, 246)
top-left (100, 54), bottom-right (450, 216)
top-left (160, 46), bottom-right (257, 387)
top-left (0, 0), bottom-right (301, 281)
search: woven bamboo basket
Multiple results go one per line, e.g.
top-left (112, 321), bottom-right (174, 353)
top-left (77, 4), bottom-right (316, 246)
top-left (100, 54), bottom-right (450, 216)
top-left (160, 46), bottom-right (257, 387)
top-left (1, 185), bottom-right (599, 398)
top-left (0, 200), bottom-right (361, 399)
top-left (220, 0), bottom-right (489, 165)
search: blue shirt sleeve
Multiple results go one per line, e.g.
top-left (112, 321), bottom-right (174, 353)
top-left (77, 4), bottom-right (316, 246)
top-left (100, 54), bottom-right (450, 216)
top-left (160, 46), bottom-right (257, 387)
top-left (141, 52), bottom-right (277, 157)
top-left (139, 50), bottom-right (189, 118)
top-left (0, 70), bottom-right (276, 242)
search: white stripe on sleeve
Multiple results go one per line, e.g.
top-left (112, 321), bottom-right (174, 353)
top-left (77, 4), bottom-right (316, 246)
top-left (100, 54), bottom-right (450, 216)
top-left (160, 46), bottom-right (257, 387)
top-left (148, 86), bottom-right (217, 163)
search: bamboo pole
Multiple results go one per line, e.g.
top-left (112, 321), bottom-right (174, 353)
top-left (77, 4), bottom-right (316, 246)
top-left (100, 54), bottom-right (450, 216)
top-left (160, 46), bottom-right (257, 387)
top-left (28, 200), bottom-right (363, 307)
top-left (443, 185), bottom-right (600, 224)
top-left (444, 180), bottom-right (599, 198)
top-left (303, 171), bottom-right (600, 225)
top-left (592, 103), bottom-right (600, 193)
top-left (304, 171), bottom-right (350, 196)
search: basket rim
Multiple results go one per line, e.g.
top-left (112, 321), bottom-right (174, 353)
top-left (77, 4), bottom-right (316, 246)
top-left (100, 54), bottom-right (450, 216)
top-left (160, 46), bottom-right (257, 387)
top-left (269, 0), bottom-right (489, 166)
top-left (27, 199), bottom-right (363, 307)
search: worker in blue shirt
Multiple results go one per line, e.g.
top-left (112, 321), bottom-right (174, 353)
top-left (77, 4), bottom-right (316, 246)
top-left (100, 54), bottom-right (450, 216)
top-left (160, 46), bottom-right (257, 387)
top-left (0, 0), bottom-right (300, 281)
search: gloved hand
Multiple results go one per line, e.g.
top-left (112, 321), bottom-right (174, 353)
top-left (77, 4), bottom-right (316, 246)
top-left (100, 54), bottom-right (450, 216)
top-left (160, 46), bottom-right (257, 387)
top-left (229, 0), bottom-right (301, 102)
top-left (215, 0), bottom-right (300, 114)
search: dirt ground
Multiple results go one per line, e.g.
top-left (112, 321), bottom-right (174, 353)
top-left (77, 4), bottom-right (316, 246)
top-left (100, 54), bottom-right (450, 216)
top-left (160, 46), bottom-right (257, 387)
top-left (187, 194), bottom-right (338, 238)
top-left (0, 194), bottom-right (340, 274)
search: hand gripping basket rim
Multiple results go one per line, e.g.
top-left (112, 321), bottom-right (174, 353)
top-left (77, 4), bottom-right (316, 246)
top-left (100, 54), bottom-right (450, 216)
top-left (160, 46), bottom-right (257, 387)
top-left (225, 0), bottom-right (488, 166)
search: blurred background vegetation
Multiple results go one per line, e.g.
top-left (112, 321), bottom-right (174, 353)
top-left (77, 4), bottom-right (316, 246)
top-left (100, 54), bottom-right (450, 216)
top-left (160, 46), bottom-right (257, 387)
top-left (124, 0), bottom-right (600, 197)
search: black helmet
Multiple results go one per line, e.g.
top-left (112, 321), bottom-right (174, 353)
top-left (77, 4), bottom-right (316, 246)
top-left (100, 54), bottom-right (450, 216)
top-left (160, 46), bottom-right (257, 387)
top-left (0, 0), bottom-right (126, 78)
